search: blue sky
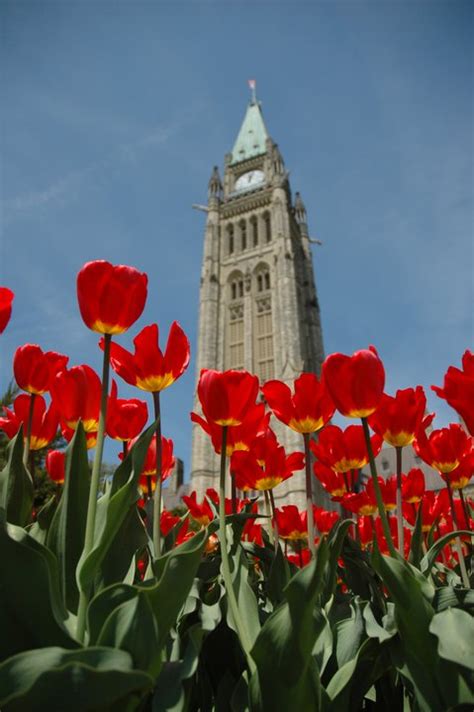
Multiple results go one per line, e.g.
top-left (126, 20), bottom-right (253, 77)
top-left (1, 0), bottom-right (472, 474)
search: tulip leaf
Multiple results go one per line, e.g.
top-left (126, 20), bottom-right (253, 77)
top-left (335, 597), bottom-right (366, 667)
top-left (98, 506), bottom-right (148, 589)
top-left (225, 524), bottom-right (261, 649)
top-left (152, 624), bottom-right (205, 712)
top-left (76, 423), bottom-right (155, 598)
top-left (28, 495), bottom-right (57, 544)
top-left (433, 586), bottom-right (474, 613)
top-left (47, 423), bottom-right (91, 613)
top-left (429, 608), bottom-right (474, 670)
top-left (371, 545), bottom-right (466, 711)
top-left (249, 537), bottom-right (330, 712)
top-left (0, 510), bottom-right (77, 661)
top-left (363, 601), bottom-right (397, 643)
top-left (320, 518), bottom-right (353, 605)
top-left (420, 529), bottom-right (473, 577)
top-left (408, 500), bottom-right (423, 569)
top-left (88, 528), bottom-right (209, 678)
top-left (0, 428), bottom-right (33, 527)
top-left (0, 646), bottom-right (152, 712)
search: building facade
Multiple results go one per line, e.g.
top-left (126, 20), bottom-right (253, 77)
top-left (190, 96), bottom-right (332, 509)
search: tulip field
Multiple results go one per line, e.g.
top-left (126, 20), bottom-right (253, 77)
top-left (0, 262), bottom-right (473, 711)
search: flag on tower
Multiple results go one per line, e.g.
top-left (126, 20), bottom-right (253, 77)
top-left (248, 79), bottom-right (256, 90)
top-left (248, 79), bottom-right (257, 103)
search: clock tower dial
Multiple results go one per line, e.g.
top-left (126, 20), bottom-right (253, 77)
top-left (235, 169), bottom-right (265, 192)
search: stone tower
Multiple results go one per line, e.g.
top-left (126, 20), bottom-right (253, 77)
top-left (190, 94), bottom-right (329, 509)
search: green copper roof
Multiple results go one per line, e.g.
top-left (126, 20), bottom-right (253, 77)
top-left (230, 102), bottom-right (269, 165)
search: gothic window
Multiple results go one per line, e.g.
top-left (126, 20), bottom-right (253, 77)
top-left (263, 212), bottom-right (272, 243)
top-left (227, 273), bottom-right (244, 370)
top-left (253, 264), bottom-right (274, 380)
top-left (251, 216), bottom-right (258, 247)
top-left (231, 282), bottom-right (237, 300)
top-left (238, 279), bottom-right (244, 297)
top-left (227, 224), bottom-right (234, 255)
top-left (240, 220), bottom-right (247, 251)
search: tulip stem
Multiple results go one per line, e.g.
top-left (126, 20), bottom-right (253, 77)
top-left (361, 418), bottom-right (397, 558)
top-left (77, 333), bottom-right (111, 643)
top-left (22, 393), bottom-right (36, 469)
top-left (218, 426), bottom-right (256, 673)
top-left (446, 482), bottom-right (470, 588)
top-left (303, 433), bottom-right (316, 558)
top-left (152, 391), bottom-right (163, 558)
top-left (459, 489), bottom-right (472, 533)
top-left (396, 446), bottom-right (404, 556)
top-left (268, 488), bottom-right (279, 551)
top-left (264, 490), bottom-right (274, 545)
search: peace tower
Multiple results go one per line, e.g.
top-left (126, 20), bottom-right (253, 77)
top-left (190, 91), bottom-right (330, 509)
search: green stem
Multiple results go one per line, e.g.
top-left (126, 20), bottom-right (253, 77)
top-left (264, 490), bottom-right (274, 545)
top-left (396, 446), bottom-right (404, 556)
top-left (218, 426), bottom-right (256, 673)
top-left (303, 433), bottom-right (316, 558)
top-left (76, 333), bottom-right (112, 643)
top-left (23, 393), bottom-right (36, 468)
top-left (152, 391), bottom-right (162, 557)
top-left (459, 488), bottom-right (472, 533)
top-left (268, 488), bottom-right (279, 551)
top-left (361, 417), bottom-right (396, 557)
top-left (446, 482), bottom-right (470, 588)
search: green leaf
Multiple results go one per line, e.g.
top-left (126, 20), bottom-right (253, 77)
top-left (335, 598), bottom-right (366, 668)
top-left (320, 519), bottom-right (352, 605)
top-left (225, 525), bottom-right (261, 649)
top-left (0, 510), bottom-right (77, 661)
top-left (97, 506), bottom-right (148, 589)
top-left (429, 608), bottom-right (474, 670)
top-left (76, 423), bottom-right (155, 598)
top-left (249, 538), bottom-right (330, 712)
top-left (28, 495), bottom-right (57, 545)
top-left (420, 529), bottom-right (472, 577)
top-left (363, 601), bottom-right (397, 643)
top-left (97, 594), bottom-right (160, 675)
top-left (267, 543), bottom-right (291, 606)
top-left (0, 646), bottom-right (152, 712)
top-left (433, 586), bottom-right (474, 613)
top-left (408, 499), bottom-right (423, 568)
top-left (88, 528), bottom-right (209, 678)
top-left (326, 637), bottom-right (377, 704)
top-left (47, 424), bottom-right (91, 613)
top-left (152, 624), bottom-right (205, 712)
top-left (0, 428), bottom-right (33, 527)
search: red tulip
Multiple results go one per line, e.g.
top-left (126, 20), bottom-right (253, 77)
top-left (441, 450), bottom-right (474, 490)
top-left (231, 431), bottom-right (304, 491)
top-left (287, 547), bottom-right (311, 568)
top-left (342, 490), bottom-right (378, 517)
top-left (0, 287), bottom-right (14, 334)
top-left (402, 490), bottom-right (441, 532)
top-left (160, 510), bottom-right (189, 544)
top-left (14, 344), bottom-right (68, 395)
top-left (261, 373), bottom-right (335, 433)
top-left (322, 346), bottom-right (385, 418)
top-left (432, 351), bottom-right (474, 436)
top-left (102, 322), bottom-right (190, 392)
top-left (46, 449), bottom-right (66, 484)
top-left (191, 402), bottom-right (270, 456)
top-left (242, 504), bottom-right (263, 546)
top-left (182, 489), bottom-right (217, 527)
top-left (313, 461), bottom-right (348, 500)
top-left (310, 424), bottom-right (382, 473)
top-left (313, 506), bottom-right (340, 534)
top-left (401, 468), bottom-right (425, 504)
top-left (413, 422), bottom-right (472, 474)
top-left (197, 369), bottom-right (259, 427)
top-left (106, 381), bottom-right (148, 441)
top-left (51, 364), bottom-right (102, 434)
top-left (273, 505), bottom-right (308, 541)
top-left (0, 394), bottom-right (58, 450)
top-left (368, 387), bottom-right (427, 447)
top-left (126, 434), bottom-right (174, 478)
top-left (77, 260), bottom-right (148, 335)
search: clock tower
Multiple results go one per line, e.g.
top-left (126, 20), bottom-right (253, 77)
top-left (190, 92), bottom-right (329, 509)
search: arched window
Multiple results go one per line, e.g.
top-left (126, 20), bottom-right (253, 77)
top-left (265, 272), bottom-right (270, 290)
top-left (251, 216), bottom-right (258, 247)
top-left (238, 279), bottom-right (244, 297)
top-left (227, 224), bottom-right (234, 255)
top-left (240, 220), bottom-right (247, 251)
top-left (231, 282), bottom-right (237, 300)
top-left (263, 212), bottom-right (271, 243)
top-left (257, 274), bottom-right (263, 292)
top-left (253, 265), bottom-right (274, 380)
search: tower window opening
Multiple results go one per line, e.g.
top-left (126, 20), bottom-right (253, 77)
top-left (264, 272), bottom-right (270, 290)
top-left (240, 220), bottom-right (247, 251)
top-left (251, 217), bottom-right (258, 246)
top-left (238, 280), bottom-right (244, 297)
top-left (227, 224), bottom-right (234, 255)
top-left (263, 213), bottom-right (272, 242)
top-left (231, 282), bottom-right (237, 300)
top-left (257, 274), bottom-right (263, 292)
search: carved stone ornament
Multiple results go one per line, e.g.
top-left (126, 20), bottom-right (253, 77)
top-left (256, 296), bottom-right (271, 313)
top-left (229, 303), bottom-right (244, 321)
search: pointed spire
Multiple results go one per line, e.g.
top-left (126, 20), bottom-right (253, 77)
top-left (208, 165), bottom-right (222, 200)
top-left (294, 192), bottom-right (307, 224)
top-left (230, 98), bottom-right (269, 165)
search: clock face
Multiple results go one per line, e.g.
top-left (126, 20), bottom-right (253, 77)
top-left (235, 170), bottom-right (265, 192)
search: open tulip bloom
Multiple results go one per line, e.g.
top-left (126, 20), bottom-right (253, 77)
top-left (0, 286), bottom-right (14, 333)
